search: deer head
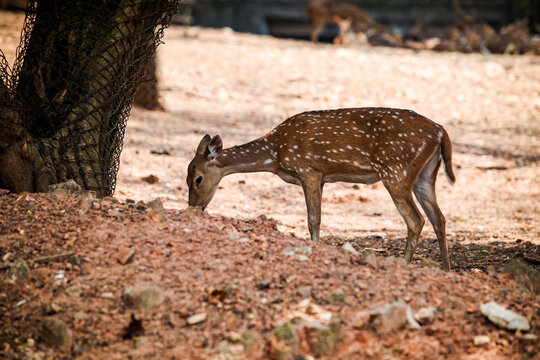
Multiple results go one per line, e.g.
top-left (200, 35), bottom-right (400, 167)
top-left (187, 134), bottom-right (223, 210)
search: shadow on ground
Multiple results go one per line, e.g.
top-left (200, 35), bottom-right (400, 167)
top-left (325, 234), bottom-right (540, 273)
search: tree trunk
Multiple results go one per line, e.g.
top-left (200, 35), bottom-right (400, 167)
top-left (133, 52), bottom-right (164, 110)
top-left (0, 0), bottom-right (180, 196)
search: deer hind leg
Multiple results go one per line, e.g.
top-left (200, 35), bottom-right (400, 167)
top-left (385, 182), bottom-right (425, 263)
top-left (310, 20), bottom-right (325, 42)
top-left (301, 173), bottom-right (324, 242)
top-left (413, 150), bottom-right (451, 271)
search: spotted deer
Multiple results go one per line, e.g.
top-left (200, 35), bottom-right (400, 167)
top-left (187, 108), bottom-right (455, 270)
top-left (306, 0), bottom-right (379, 43)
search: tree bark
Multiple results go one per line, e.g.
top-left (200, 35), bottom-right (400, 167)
top-left (0, 0), bottom-right (179, 196)
top-left (133, 52), bottom-right (164, 110)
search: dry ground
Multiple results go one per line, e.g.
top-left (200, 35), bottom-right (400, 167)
top-left (1, 11), bottom-right (539, 359)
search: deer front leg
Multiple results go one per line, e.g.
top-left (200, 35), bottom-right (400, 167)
top-left (301, 174), bottom-right (323, 242)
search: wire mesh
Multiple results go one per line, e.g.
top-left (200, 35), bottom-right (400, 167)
top-left (0, 0), bottom-right (181, 196)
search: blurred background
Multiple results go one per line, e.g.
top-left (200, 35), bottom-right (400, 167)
top-left (178, 0), bottom-right (539, 42)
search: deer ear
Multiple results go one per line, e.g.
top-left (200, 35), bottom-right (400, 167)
top-left (196, 134), bottom-right (212, 155)
top-left (207, 135), bottom-right (223, 159)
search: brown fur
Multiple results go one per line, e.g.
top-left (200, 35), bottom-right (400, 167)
top-left (187, 107), bottom-right (455, 270)
top-left (306, 0), bottom-right (378, 42)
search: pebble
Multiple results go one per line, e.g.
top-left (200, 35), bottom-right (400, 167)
top-left (282, 246), bottom-right (312, 257)
top-left (122, 285), bottom-right (165, 309)
top-left (141, 174), bottom-right (159, 184)
top-left (297, 286), bottom-right (312, 298)
top-left (518, 333), bottom-right (538, 341)
top-left (117, 247), bottom-right (136, 265)
top-left (44, 302), bottom-right (62, 315)
top-left (74, 311), bottom-right (85, 320)
top-left (46, 179), bottom-right (83, 194)
top-left (147, 198), bottom-right (164, 211)
top-left (151, 146), bottom-right (171, 156)
top-left (480, 302), bottom-right (530, 331)
top-left (414, 306), bottom-right (437, 324)
top-left (41, 318), bottom-right (72, 347)
top-left (342, 242), bottom-right (359, 255)
top-left (65, 284), bottom-right (84, 297)
top-left (5, 260), bottom-right (29, 282)
top-left (370, 301), bottom-right (420, 335)
top-left (473, 335), bottom-right (491, 346)
top-left (187, 313), bottom-right (207, 325)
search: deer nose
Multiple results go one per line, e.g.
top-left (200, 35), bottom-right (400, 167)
top-left (201, 205), bottom-right (206, 211)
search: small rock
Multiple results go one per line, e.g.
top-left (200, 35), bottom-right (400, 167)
top-left (517, 333), bottom-right (538, 341)
top-left (117, 247), bottom-right (135, 265)
top-left (187, 312), bottom-right (207, 325)
top-left (162, 313), bottom-right (175, 327)
top-left (150, 146), bottom-right (171, 156)
top-left (101, 292), bottom-right (114, 298)
top-left (306, 303), bottom-right (324, 315)
top-left (41, 318), bottom-right (72, 347)
top-left (256, 279), bottom-right (272, 290)
top-left (282, 246), bottom-right (312, 257)
top-left (238, 237), bottom-right (249, 243)
top-left (474, 335), bottom-right (491, 346)
top-left (141, 174), bottom-right (159, 184)
top-left (74, 311), bottom-right (85, 320)
top-left (146, 198), bottom-right (164, 211)
top-left (5, 260), bottom-right (29, 282)
top-left (296, 254), bottom-right (310, 262)
top-left (47, 179), bottom-right (83, 194)
top-left (297, 286), bottom-right (312, 298)
top-left (44, 302), bottom-right (62, 315)
top-left (107, 208), bottom-right (124, 220)
top-left (370, 301), bottom-right (420, 335)
top-left (342, 242), bottom-right (359, 255)
top-left (216, 340), bottom-right (245, 357)
top-left (363, 253), bottom-right (380, 268)
top-left (65, 284), bottom-right (84, 297)
top-left (351, 310), bottom-right (371, 329)
top-left (480, 302), bottom-right (530, 331)
top-left (225, 331), bottom-right (243, 342)
top-left (415, 306), bottom-right (437, 324)
top-left (122, 285), bottom-right (165, 309)
top-left (77, 193), bottom-right (95, 214)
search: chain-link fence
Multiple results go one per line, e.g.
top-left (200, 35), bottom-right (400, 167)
top-left (0, 0), bottom-right (181, 196)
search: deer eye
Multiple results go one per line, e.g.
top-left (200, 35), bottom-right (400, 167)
top-left (195, 176), bottom-right (203, 189)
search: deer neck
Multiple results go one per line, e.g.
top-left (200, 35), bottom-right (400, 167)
top-left (215, 137), bottom-right (277, 176)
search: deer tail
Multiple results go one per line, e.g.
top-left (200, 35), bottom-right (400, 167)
top-left (440, 128), bottom-right (456, 185)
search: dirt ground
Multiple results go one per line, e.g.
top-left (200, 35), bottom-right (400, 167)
top-left (1, 11), bottom-right (539, 359)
